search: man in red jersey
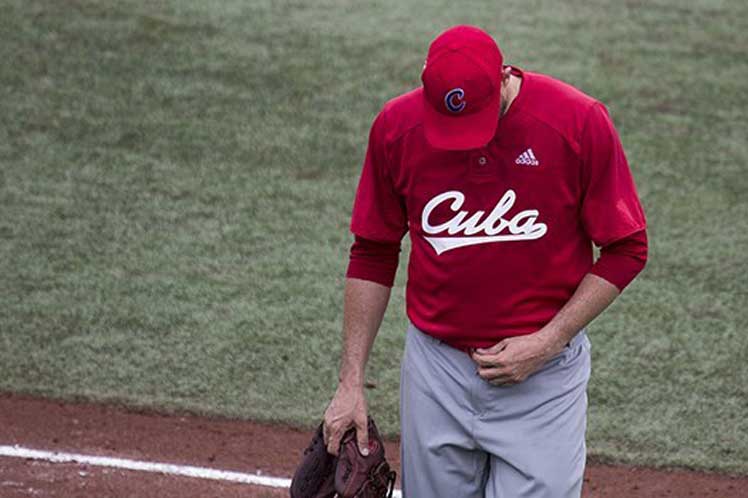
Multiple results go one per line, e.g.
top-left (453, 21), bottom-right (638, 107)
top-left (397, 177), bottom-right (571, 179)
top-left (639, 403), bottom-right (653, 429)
top-left (323, 25), bottom-right (647, 498)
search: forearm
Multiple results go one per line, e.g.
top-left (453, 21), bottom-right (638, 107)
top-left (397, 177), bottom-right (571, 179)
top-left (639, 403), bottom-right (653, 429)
top-left (338, 277), bottom-right (391, 388)
top-left (536, 273), bottom-right (619, 355)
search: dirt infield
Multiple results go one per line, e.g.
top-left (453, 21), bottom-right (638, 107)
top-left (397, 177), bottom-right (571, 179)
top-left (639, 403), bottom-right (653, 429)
top-left (1, 394), bottom-right (746, 497)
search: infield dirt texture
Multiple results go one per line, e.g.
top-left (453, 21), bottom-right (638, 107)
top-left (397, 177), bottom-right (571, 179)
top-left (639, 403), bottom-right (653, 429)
top-left (3, 394), bottom-right (747, 497)
top-left (1, 0), bottom-right (747, 492)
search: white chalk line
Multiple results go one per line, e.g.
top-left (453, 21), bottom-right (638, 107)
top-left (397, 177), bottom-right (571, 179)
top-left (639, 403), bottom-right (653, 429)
top-left (0, 445), bottom-right (403, 498)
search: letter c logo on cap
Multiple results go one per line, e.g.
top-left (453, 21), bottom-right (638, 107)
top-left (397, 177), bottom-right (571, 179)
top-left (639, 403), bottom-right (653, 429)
top-left (444, 88), bottom-right (466, 113)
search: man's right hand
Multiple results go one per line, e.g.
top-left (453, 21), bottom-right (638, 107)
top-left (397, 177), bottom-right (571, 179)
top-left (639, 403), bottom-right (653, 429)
top-left (323, 382), bottom-right (369, 457)
top-left (325, 277), bottom-right (391, 457)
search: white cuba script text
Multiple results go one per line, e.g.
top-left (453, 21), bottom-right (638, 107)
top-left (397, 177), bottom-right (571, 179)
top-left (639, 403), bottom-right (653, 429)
top-left (421, 190), bottom-right (547, 254)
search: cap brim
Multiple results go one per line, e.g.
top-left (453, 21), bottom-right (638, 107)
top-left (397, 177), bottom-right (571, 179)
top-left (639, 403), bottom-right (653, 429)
top-left (422, 91), bottom-right (501, 151)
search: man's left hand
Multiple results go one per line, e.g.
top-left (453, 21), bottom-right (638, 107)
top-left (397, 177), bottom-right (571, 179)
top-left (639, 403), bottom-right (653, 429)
top-left (470, 333), bottom-right (562, 386)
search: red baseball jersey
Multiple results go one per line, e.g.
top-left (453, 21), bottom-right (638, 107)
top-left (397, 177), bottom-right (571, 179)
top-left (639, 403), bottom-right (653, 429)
top-left (350, 67), bottom-right (647, 350)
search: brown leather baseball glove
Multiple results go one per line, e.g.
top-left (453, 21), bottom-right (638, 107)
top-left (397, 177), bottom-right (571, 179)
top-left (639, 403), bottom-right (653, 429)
top-left (290, 422), bottom-right (337, 498)
top-left (290, 417), bottom-right (396, 498)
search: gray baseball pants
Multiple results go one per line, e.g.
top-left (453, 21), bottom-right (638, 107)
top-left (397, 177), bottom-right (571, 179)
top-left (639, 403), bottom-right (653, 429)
top-left (400, 322), bottom-right (591, 498)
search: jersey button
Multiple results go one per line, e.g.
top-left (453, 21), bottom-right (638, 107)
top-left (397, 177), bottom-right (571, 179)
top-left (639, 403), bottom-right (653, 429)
top-left (468, 151), bottom-right (496, 183)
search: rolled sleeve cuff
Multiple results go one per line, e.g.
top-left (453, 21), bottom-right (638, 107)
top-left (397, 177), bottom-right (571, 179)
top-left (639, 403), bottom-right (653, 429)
top-left (345, 236), bottom-right (401, 287)
top-left (590, 229), bottom-right (648, 291)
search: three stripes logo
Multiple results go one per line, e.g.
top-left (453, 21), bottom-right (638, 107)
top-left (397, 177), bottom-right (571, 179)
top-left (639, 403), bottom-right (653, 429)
top-left (515, 148), bottom-right (540, 166)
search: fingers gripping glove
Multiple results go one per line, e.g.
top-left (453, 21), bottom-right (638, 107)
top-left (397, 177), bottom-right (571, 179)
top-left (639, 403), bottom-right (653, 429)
top-left (334, 417), bottom-right (396, 498)
top-left (290, 423), bottom-right (338, 498)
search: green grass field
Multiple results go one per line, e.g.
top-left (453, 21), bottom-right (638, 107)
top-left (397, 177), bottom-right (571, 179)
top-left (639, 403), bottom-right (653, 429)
top-left (1, 0), bottom-right (747, 474)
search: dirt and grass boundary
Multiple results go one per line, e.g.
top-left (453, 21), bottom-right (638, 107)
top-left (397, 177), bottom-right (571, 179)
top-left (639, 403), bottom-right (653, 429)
top-left (2, 394), bottom-right (746, 497)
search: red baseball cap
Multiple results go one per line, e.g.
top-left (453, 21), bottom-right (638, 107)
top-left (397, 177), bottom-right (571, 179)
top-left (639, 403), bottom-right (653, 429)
top-left (421, 25), bottom-right (504, 150)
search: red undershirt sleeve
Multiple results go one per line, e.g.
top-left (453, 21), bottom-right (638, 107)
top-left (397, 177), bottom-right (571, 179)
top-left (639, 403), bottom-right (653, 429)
top-left (590, 229), bottom-right (648, 291)
top-left (345, 235), bottom-right (401, 288)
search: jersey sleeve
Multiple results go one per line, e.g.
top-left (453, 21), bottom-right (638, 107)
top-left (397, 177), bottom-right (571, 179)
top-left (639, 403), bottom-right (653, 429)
top-left (350, 110), bottom-right (408, 242)
top-left (579, 103), bottom-right (647, 247)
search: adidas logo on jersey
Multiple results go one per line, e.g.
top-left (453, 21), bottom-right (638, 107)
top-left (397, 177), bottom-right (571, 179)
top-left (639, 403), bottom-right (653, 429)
top-left (515, 148), bottom-right (540, 166)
